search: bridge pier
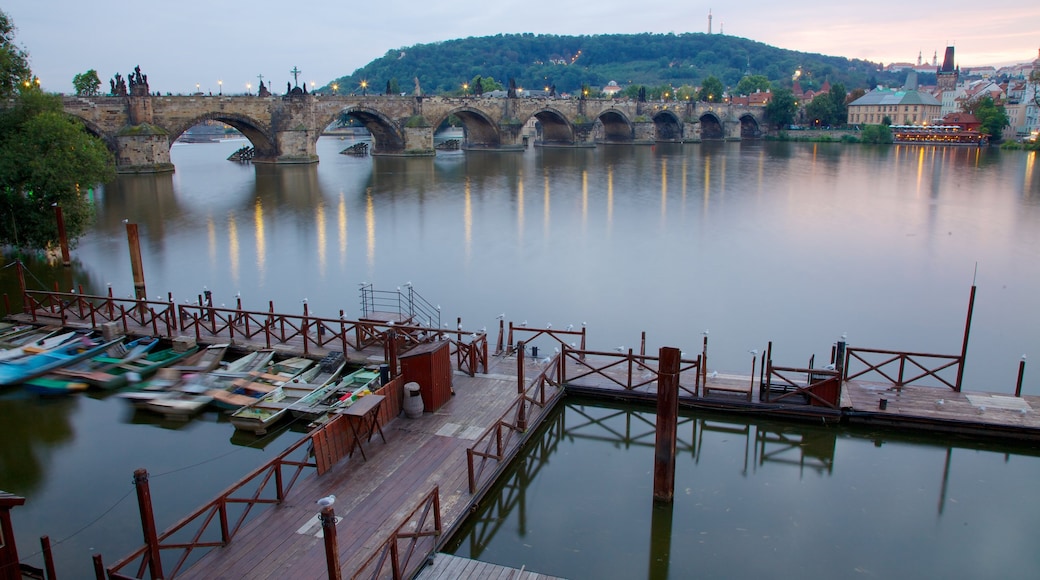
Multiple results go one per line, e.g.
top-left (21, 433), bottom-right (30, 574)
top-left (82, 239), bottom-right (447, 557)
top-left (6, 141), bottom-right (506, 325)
top-left (116, 127), bottom-right (174, 174)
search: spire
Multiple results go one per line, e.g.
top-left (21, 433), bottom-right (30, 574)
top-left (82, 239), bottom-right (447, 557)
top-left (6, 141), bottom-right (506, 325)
top-left (708, 9), bottom-right (712, 34)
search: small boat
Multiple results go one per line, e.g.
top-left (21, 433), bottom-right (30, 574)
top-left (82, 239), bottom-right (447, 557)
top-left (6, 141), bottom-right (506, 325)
top-left (80, 344), bottom-right (202, 390)
top-left (229, 354), bottom-right (345, 435)
top-left (299, 367), bottom-right (382, 428)
top-left (116, 344), bottom-right (230, 406)
top-left (0, 330), bottom-right (80, 362)
top-left (0, 325), bottom-right (64, 349)
top-left (0, 335), bottom-right (124, 388)
top-left (211, 356), bottom-right (318, 412)
top-left (24, 336), bottom-right (159, 394)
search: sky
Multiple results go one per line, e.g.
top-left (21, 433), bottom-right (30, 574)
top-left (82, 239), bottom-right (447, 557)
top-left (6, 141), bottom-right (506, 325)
top-left (5, 1), bottom-right (1039, 95)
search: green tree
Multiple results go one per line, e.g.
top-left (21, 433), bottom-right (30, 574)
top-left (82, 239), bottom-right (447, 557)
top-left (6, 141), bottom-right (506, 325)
top-left (828, 82), bottom-right (847, 126)
top-left (698, 76), bottom-right (724, 102)
top-left (1, 10), bottom-right (31, 98)
top-left (764, 87), bottom-right (797, 129)
top-left (0, 76), bottom-right (114, 250)
top-left (72, 69), bottom-right (102, 96)
top-left (805, 95), bottom-right (836, 127)
top-left (859, 124), bottom-right (893, 144)
top-left (964, 96), bottom-right (1009, 141)
top-left (734, 74), bottom-right (770, 96)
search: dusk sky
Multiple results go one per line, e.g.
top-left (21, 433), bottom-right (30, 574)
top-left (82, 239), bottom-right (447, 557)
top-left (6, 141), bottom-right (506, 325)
top-left (6, 1), bottom-right (1039, 95)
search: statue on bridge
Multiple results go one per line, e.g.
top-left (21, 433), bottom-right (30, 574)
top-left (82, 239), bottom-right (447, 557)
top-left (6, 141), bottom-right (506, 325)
top-left (128, 65), bottom-right (149, 97)
top-left (258, 80), bottom-right (270, 97)
top-left (414, 77), bottom-right (422, 96)
top-left (109, 73), bottom-right (127, 96)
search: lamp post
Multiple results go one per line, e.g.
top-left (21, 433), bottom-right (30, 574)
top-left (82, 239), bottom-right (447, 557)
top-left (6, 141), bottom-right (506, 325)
top-left (462, 83), bottom-right (468, 96)
top-left (246, 83), bottom-right (252, 96)
top-left (195, 83), bottom-right (200, 95)
top-left (218, 80), bottom-right (222, 95)
top-left (360, 80), bottom-right (368, 96)
top-left (332, 83), bottom-right (338, 95)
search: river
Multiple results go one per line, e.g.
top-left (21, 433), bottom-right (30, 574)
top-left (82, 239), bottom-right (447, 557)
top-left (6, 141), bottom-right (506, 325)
top-left (1, 136), bottom-right (1038, 577)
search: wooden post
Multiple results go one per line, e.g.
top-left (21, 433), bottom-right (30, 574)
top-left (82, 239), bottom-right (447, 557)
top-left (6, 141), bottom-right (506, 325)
top-left (125, 222), bottom-right (148, 307)
top-left (92, 554), bottom-right (106, 580)
top-left (320, 506), bottom-right (342, 580)
top-left (16, 261), bottom-right (27, 314)
top-left (496, 318), bottom-right (505, 354)
top-left (647, 500), bottom-right (674, 580)
top-left (701, 334), bottom-right (709, 384)
top-left (955, 284), bottom-right (976, 392)
top-left (653, 346), bottom-right (681, 502)
top-left (40, 535), bottom-right (56, 580)
top-left (132, 468), bottom-right (164, 580)
top-left (387, 330), bottom-right (399, 378)
top-left (53, 204), bottom-right (71, 267)
top-left (640, 331), bottom-right (646, 356)
top-left (517, 340), bottom-right (527, 430)
top-left (1015, 356), bottom-right (1027, 397)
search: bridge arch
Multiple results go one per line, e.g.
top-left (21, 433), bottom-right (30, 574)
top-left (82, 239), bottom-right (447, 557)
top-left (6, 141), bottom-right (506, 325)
top-left (698, 112), bottom-right (725, 140)
top-left (529, 107), bottom-right (574, 146)
top-left (326, 106), bottom-right (405, 155)
top-left (739, 113), bottom-right (762, 138)
top-left (66, 114), bottom-right (117, 153)
top-left (169, 113), bottom-right (276, 159)
top-left (433, 107), bottom-right (500, 149)
top-left (653, 110), bottom-right (683, 142)
top-left (596, 109), bottom-right (634, 143)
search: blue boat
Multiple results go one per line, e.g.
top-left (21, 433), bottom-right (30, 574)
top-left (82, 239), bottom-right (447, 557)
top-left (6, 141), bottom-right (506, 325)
top-left (0, 336), bottom-right (125, 388)
top-left (24, 337), bottom-right (161, 394)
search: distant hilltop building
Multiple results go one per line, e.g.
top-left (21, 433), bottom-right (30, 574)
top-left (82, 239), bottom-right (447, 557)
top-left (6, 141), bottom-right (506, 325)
top-left (601, 80), bottom-right (623, 96)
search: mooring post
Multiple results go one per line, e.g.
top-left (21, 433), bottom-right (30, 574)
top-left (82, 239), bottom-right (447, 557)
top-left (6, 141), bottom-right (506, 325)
top-left (53, 204), bottom-right (71, 267)
top-left (496, 318), bottom-right (505, 354)
top-left (701, 333), bottom-right (709, 384)
top-left (132, 469), bottom-right (164, 580)
top-left (92, 553), bottom-right (106, 580)
top-left (388, 330), bottom-right (399, 379)
top-left (320, 506), bottom-right (342, 580)
top-left (653, 346), bottom-right (681, 502)
top-left (39, 535), bottom-right (56, 580)
top-left (955, 284), bottom-right (977, 392)
top-left (125, 222), bottom-right (148, 311)
top-left (647, 500), bottom-right (674, 580)
top-left (16, 261), bottom-right (27, 314)
top-left (1015, 356), bottom-right (1027, 397)
top-left (517, 340), bottom-right (527, 430)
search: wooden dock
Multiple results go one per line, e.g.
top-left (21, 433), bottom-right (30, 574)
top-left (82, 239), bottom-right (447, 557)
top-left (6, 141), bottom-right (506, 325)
top-left (416, 553), bottom-right (564, 580)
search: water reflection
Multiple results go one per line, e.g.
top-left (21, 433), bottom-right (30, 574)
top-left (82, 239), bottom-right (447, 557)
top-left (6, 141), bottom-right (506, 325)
top-left (0, 395), bottom-right (76, 496)
top-left (448, 399), bottom-right (1040, 579)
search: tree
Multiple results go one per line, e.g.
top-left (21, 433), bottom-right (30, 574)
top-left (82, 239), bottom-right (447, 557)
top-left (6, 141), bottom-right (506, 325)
top-left (804, 95), bottom-right (836, 127)
top-left (859, 124), bottom-right (893, 144)
top-left (698, 76), bottom-right (724, 102)
top-left (72, 69), bottom-right (102, 96)
top-left (0, 33), bottom-right (114, 250)
top-left (764, 87), bottom-right (797, 129)
top-left (734, 74), bottom-right (770, 96)
top-left (963, 95), bottom-right (1009, 142)
top-left (1, 10), bottom-right (31, 98)
top-left (828, 82), bottom-right (847, 126)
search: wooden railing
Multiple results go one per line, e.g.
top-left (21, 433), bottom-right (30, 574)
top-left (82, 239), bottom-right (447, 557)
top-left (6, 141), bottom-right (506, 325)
top-left (762, 364), bottom-right (842, 408)
top-left (106, 431), bottom-right (319, 579)
top-left (350, 486), bottom-right (442, 580)
top-left (467, 353), bottom-right (564, 494)
top-left (844, 347), bottom-right (962, 391)
top-left (560, 345), bottom-right (702, 397)
top-left (506, 323), bottom-right (586, 355)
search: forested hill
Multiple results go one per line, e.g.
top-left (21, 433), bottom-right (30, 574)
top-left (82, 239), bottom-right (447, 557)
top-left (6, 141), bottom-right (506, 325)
top-left (326, 33), bottom-right (907, 97)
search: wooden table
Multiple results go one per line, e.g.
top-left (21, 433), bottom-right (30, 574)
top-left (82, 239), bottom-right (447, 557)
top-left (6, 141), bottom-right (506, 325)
top-left (335, 394), bottom-right (386, 461)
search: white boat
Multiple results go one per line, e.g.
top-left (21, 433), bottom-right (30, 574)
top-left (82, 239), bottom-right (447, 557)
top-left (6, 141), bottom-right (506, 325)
top-left (226, 358), bottom-right (323, 434)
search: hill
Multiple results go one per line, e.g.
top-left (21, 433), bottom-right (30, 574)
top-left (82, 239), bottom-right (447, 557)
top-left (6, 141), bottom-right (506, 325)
top-left (325, 33), bottom-right (911, 97)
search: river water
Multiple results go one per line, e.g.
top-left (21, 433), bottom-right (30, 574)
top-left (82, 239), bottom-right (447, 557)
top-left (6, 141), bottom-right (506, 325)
top-left (1, 137), bottom-right (1039, 577)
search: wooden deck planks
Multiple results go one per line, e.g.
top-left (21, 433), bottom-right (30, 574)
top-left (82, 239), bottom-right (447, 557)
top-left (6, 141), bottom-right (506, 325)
top-left (174, 356), bottom-right (543, 579)
top-left (415, 552), bottom-right (566, 580)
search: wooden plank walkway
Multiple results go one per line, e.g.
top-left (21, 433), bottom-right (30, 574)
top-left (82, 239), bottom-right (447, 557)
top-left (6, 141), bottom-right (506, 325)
top-left (171, 353), bottom-right (557, 579)
top-left (415, 553), bottom-right (565, 580)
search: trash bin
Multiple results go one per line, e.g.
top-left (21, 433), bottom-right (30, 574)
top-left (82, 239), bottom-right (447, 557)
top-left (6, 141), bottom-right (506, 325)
top-left (403, 382), bottom-right (424, 418)
top-left (379, 364), bottom-right (390, 386)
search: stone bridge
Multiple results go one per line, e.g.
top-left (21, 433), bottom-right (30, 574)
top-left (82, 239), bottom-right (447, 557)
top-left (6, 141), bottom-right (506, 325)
top-left (62, 93), bottom-right (770, 173)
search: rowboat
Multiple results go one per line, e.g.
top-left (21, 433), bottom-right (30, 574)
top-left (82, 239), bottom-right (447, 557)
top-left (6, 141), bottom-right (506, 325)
top-left (228, 354), bottom-right (345, 435)
top-left (0, 330), bottom-right (80, 362)
top-left (207, 355), bottom-right (314, 411)
top-left (299, 367), bottom-right (382, 428)
top-left (0, 335), bottom-right (125, 388)
top-left (0, 325), bottom-right (64, 350)
top-left (116, 344), bottom-right (229, 407)
top-left (24, 336), bottom-right (159, 394)
top-left (79, 344), bottom-right (202, 390)
top-left (131, 348), bottom-right (272, 419)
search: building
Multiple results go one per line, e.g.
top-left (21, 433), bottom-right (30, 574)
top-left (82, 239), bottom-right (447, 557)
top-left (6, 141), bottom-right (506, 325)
top-left (847, 88), bottom-right (942, 126)
top-left (601, 81), bottom-right (623, 97)
top-left (936, 46), bottom-right (960, 93)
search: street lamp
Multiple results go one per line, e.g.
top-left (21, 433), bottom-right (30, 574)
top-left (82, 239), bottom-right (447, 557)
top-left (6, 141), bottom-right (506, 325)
top-left (462, 83), bottom-right (468, 95)
top-left (360, 80), bottom-right (368, 96)
top-left (218, 80), bottom-right (222, 95)
top-left (332, 83), bottom-right (338, 95)
top-left (196, 82), bottom-right (200, 95)
top-left (246, 83), bottom-right (252, 96)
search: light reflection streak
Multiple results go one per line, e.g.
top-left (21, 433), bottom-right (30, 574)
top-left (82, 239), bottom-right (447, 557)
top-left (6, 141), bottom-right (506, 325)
top-left (681, 157), bottom-right (688, 214)
top-left (606, 165), bottom-right (613, 234)
top-left (703, 155), bottom-right (711, 209)
top-left (544, 170), bottom-right (551, 239)
top-left (316, 201), bottom-right (326, 277)
top-left (365, 187), bottom-right (375, 267)
top-left (660, 157), bottom-right (668, 221)
top-left (464, 177), bottom-right (472, 262)
top-left (517, 172), bottom-right (525, 243)
top-left (338, 193), bottom-right (347, 269)
top-left (253, 198), bottom-right (266, 282)
top-left (1025, 152), bottom-right (1036, 198)
top-left (916, 147), bottom-right (925, 196)
top-left (227, 213), bottom-right (239, 285)
top-left (581, 170), bottom-right (588, 231)
top-left (207, 216), bottom-right (216, 268)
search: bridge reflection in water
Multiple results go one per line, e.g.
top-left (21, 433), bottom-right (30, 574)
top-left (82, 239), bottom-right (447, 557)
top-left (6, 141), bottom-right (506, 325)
top-left (445, 398), bottom-right (1038, 579)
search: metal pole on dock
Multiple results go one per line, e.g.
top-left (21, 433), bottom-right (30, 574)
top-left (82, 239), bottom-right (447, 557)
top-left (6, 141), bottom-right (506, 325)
top-left (955, 284), bottom-right (977, 392)
top-left (132, 469), bottom-right (165, 580)
top-left (517, 340), bottom-right (527, 431)
top-left (53, 204), bottom-right (71, 267)
top-left (319, 506), bottom-right (342, 580)
top-left (653, 346), bottom-right (681, 502)
top-left (1015, 356), bottom-right (1027, 397)
top-left (125, 222), bottom-right (148, 306)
